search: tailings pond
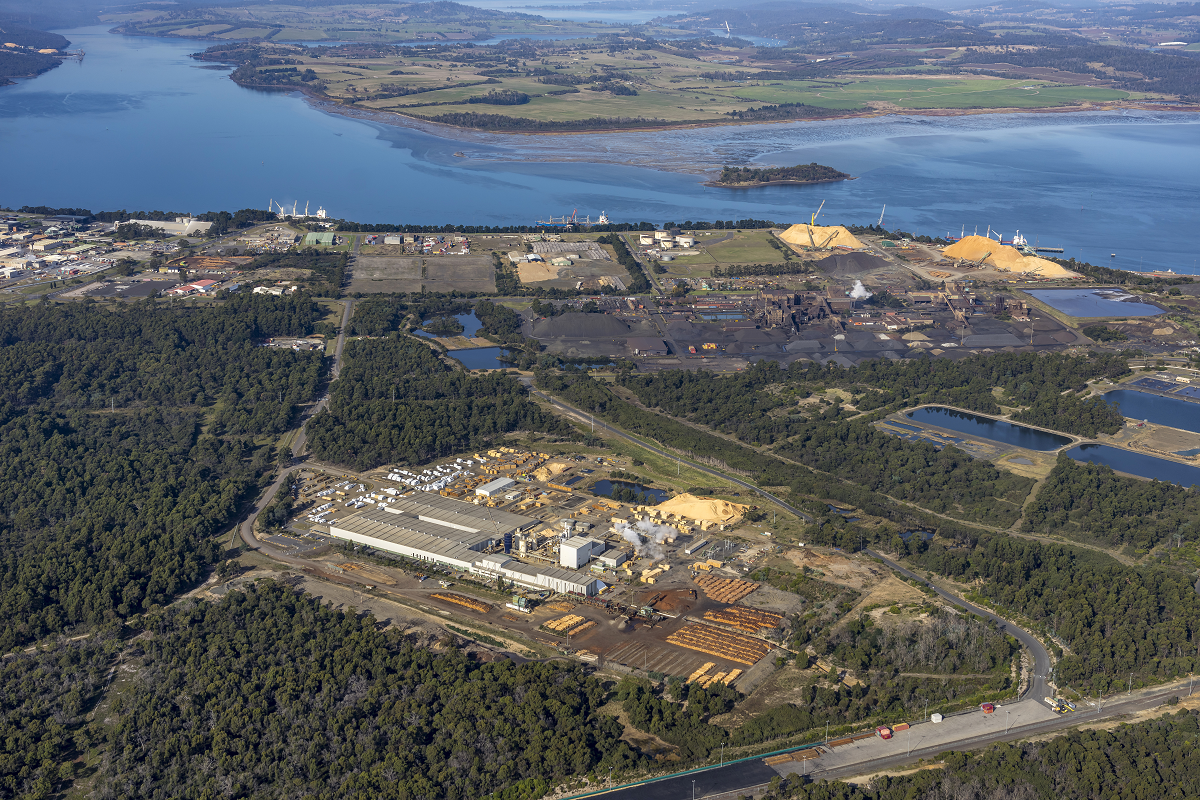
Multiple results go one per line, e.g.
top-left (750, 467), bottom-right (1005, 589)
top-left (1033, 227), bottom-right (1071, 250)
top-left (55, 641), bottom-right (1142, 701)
top-left (413, 311), bottom-right (484, 339)
top-left (907, 407), bottom-right (1073, 451)
top-left (1101, 389), bottom-right (1200, 435)
top-left (1067, 444), bottom-right (1200, 487)
top-left (1025, 289), bottom-right (1165, 318)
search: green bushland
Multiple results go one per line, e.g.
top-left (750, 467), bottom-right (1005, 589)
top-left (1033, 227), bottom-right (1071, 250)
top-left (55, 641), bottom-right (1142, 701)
top-left (306, 335), bottom-right (568, 470)
top-left (0, 296), bottom-right (323, 649)
top-left (96, 581), bottom-right (636, 799)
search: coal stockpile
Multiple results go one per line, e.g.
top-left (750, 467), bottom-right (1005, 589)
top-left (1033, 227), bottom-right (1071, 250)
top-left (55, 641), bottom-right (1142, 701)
top-left (531, 314), bottom-right (631, 338)
top-left (814, 251), bottom-right (890, 278)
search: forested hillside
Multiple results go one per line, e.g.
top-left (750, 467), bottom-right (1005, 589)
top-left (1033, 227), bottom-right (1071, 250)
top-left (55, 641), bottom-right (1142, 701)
top-left (306, 335), bottom-right (568, 469)
top-left (0, 297), bottom-right (324, 649)
top-left (96, 581), bottom-right (633, 800)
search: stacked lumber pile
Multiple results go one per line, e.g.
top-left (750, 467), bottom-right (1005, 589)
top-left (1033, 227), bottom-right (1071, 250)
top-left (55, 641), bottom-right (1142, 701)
top-left (695, 575), bottom-right (759, 603)
top-left (430, 593), bottom-right (493, 613)
top-left (703, 605), bottom-right (783, 633)
top-left (667, 623), bottom-right (772, 665)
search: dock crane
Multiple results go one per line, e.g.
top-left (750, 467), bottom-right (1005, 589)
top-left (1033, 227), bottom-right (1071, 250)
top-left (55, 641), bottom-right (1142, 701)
top-left (877, 204), bottom-right (886, 228)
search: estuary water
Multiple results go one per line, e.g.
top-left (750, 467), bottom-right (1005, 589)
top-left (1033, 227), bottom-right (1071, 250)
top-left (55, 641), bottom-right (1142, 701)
top-left (3, 27), bottom-right (1200, 272)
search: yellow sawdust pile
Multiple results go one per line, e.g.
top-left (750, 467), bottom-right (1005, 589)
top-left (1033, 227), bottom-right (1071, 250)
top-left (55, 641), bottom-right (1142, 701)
top-left (657, 493), bottom-right (749, 524)
top-left (942, 236), bottom-right (1079, 279)
top-left (779, 224), bottom-right (867, 251)
top-left (518, 261), bottom-right (564, 282)
top-left (533, 462), bottom-right (569, 482)
top-left (902, 331), bottom-right (930, 341)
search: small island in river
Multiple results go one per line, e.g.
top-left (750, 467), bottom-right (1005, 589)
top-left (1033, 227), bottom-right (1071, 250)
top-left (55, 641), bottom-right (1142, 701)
top-left (709, 163), bottom-right (852, 188)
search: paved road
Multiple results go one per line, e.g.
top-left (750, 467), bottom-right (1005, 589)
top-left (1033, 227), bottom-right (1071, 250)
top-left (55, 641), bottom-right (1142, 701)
top-left (528, 388), bottom-right (813, 523)
top-left (238, 293), bottom-right (354, 556)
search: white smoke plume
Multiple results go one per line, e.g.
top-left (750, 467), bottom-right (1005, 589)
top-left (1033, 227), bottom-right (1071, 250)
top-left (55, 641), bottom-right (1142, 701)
top-left (615, 519), bottom-right (676, 563)
top-left (849, 280), bottom-right (872, 300)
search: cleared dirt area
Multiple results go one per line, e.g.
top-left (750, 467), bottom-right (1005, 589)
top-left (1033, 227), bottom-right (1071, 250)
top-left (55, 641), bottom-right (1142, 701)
top-left (784, 548), bottom-right (888, 591)
top-left (349, 255), bottom-right (495, 293)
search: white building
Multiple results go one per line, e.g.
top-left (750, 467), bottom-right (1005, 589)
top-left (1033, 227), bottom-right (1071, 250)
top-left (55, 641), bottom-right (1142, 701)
top-left (560, 535), bottom-right (606, 569)
top-left (136, 217), bottom-right (214, 236)
top-left (476, 477), bottom-right (517, 498)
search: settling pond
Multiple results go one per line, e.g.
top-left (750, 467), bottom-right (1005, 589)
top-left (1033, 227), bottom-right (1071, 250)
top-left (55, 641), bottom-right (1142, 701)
top-left (591, 480), bottom-right (668, 504)
top-left (906, 407), bottom-right (1073, 451)
top-left (1067, 444), bottom-right (1200, 487)
top-left (1102, 389), bottom-right (1200, 435)
top-left (1025, 289), bottom-right (1165, 318)
top-left (448, 347), bottom-right (514, 370)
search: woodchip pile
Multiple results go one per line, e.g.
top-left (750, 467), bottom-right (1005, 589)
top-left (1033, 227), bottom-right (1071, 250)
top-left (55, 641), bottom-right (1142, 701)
top-left (430, 593), bottom-right (493, 613)
top-left (667, 623), bottom-right (773, 666)
top-left (695, 575), bottom-right (760, 604)
top-left (703, 605), bottom-right (783, 633)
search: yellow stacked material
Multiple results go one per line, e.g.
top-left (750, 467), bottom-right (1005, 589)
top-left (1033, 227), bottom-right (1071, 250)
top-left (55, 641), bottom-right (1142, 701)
top-left (704, 671), bottom-right (728, 688)
top-left (667, 623), bottom-right (773, 665)
top-left (430, 593), bottom-right (493, 613)
top-left (693, 562), bottom-right (712, 572)
top-left (688, 662), bottom-right (716, 683)
top-left (942, 236), bottom-right (1080, 278)
top-left (657, 493), bottom-right (749, 524)
top-left (723, 668), bottom-right (743, 684)
top-left (695, 575), bottom-right (760, 604)
top-left (706, 559), bottom-right (723, 569)
top-left (780, 224), bottom-right (867, 251)
top-left (566, 619), bottom-right (595, 636)
top-left (546, 601), bottom-right (575, 612)
top-left (704, 606), bottom-right (784, 634)
top-left (544, 614), bottom-right (586, 631)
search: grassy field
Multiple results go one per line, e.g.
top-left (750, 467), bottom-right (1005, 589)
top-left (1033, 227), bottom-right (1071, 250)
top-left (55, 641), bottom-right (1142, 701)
top-left (257, 44), bottom-right (1139, 127)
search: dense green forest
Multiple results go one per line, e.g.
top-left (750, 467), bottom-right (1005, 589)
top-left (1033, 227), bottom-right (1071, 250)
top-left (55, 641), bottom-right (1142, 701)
top-left (95, 582), bottom-right (636, 800)
top-left (347, 294), bottom-right (474, 336)
top-left (751, 709), bottom-right (1200, 800)
top-left (0, 635), bottom-right (113, 799)
top-left (246, 250), bottom-right (347, 297)
top-left (716, 163), bottom-right (850, 185)
top-left (1024, 454), bottom-right (1200, 549)
top-left (0, 297), bottom-right (324, 648)
top-left (306, 335), bottom-right (567, 469)
top-left (1010, 392), bottom-right (1125, 437)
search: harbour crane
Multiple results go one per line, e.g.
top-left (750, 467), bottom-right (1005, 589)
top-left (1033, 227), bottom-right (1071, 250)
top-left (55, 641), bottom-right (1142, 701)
top-left (877, 205), bottom-right (886, 227)
top-left (811, 199), bottom-right (825, 226)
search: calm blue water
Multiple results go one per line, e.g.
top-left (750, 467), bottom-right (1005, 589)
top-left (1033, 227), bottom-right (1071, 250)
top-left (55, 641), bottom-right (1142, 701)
top-left (592, 479), bottom-right (668, 503)
top-left (1067, 443), bottom-right (1200, 488)
top-left (707, 30), bottom-right (789, 47)
top-left (907, 406), bottom-right (1073, 450)
top-left (1102, 389), bottom-right (1200, 434)
top-left (1026, 289), bottom-right (1166, 318)
top-left (413, 311), bottom-right (484, 338)
top-left (449, 346), bottom-right (514, 369)
top-left (2, 27), bottom-right (1200, 273)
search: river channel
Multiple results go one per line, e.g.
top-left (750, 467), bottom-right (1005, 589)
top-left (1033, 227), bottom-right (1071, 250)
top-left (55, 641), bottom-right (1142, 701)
top-left (3, 27), bottom-right (1200, 272)
top-left (906, 407), bottom-right (1073, 451)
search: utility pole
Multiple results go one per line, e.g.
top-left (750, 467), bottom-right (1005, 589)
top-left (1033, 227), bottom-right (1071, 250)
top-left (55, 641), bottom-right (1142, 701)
top-left (1004, 708), bottom-right (1010, 734)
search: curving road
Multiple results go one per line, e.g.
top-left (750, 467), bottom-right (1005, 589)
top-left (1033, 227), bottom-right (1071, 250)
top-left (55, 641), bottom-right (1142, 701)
top-left (863, 548), bottom-right (1051, 703)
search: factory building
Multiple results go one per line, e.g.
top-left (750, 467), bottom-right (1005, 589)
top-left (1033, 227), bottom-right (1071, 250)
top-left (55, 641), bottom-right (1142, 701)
top-left (627, 337), bottom-right (669, 356)
top-left (475, 553), bottom-right (604, 596)
top-left (475, 477), bottom-right (517, 498)
top-left (326, 494), bottom-right (605, 596)
top-left (560, 535), bottom-right (606, 568)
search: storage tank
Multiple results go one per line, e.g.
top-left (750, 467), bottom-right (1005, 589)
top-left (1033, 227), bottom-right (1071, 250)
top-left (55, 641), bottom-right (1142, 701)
top-left (503, 531), bottom-right (512, 554)
top-left (653, 231), bottom-right (671, 240)
top-left (677, 236), bottom-right (695, 247)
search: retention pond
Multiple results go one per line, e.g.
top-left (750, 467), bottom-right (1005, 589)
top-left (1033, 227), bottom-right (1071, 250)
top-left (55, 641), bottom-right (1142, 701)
top-left (906, 407), bottom-right (1072, 451)
top-left (1067, 444), bottom-right (1200, 488)
top-left (1101, 389), bottom-right (1200, 435)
